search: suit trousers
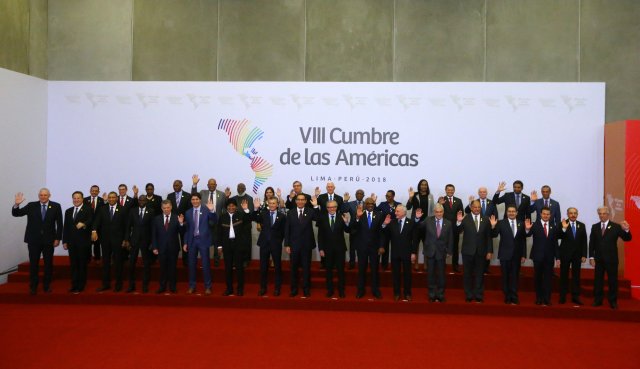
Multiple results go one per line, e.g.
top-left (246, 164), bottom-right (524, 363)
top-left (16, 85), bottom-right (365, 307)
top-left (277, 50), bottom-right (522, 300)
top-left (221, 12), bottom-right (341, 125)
top-left (290, 246), bottom-right (311, 294)
top-left (101, 240), bottom-right (125, 288)
top-left (391, 256), bottom-right (411, 297)
top-left (426, 257), bottom-right (446, 299)
top-left (348, 233), bottom-right (357, 267)
top-left (128, 242), bottom-right (152, 289)
top-left (462, 252), bottom-right (486, 300)
top-left (90, 240), bottom-right (101, 261)
top-left (500, 258), bottom-right (521, 302)
top-left (259, 244), bottom-right (282, 291)
top-left (324, 249), bottom-right (346, 294)
top-left (188, 236), bottom-right (212, 289)
top-left (593, 260), bottom-right (618, 304)
top-left (28, 242), bottom-right (54, 291)
top-left (559, 257), bottom-right (582, 299)
top-left (356, 246), bottom-right (380, 295)
top-left (451, 233), bottom-right (461, 269)
top-left (158, 247), bottom-right (179, 291)
top-left (223, 239), bottom-right (245, 293)
top-left (533, 258), bottom-right (554, 303)
top-left (68, 242), bottom-right (90, 291)
top-left (379, 233), bottom-right (390, 268)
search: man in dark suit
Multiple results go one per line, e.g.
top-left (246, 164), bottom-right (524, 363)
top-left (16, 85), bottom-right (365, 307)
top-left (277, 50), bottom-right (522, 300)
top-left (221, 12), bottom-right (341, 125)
top-left (557, 207), bottom-right (588, 305)
top-left (589, 206), bottom-right (632, 309)
top-left (143, 183), bottom-right (163, 216)
top-left (376, 190), bottom-right (401, 271)
top-left (316, 200), bottom-right (350, 298)
top-left (341, 189), bottom-right (366, 269)
top-left (284, 193), bottom-right (318, 297)
top-left (440, 184), bottom-right (464, 273)
top-left (247, 197), bottom-right (286, 296)
top-left (456, 200), bottom-right (494, 302)
top-left (528, 207), bottom-right (560, 306)
top-left (493, 180), bottom-right (531, 222)
top-left (351, 197), bottom-right (385, 299)
top-left (92, 191), bottom-right (128, 292)
top-left (84, 185), bottom-right (104, 261)
top-left (62, 191), bottom-right (92, 293)
top-left (12, 189), bottom-right (63, 294)
top-left (124, 195), bottom-right (154, 293)
top-left (183, 193), bottom-right (218, 295)
top-left (415, 204), bottom-right (453, 302)
top-left (116, 184), bottom-right (138, 217)
top-left (192, 174), bottom-right (227, 266)
top-left (529, 185), bottom-right (561, 225)
top-left (167, 179), bottom-right (192, 266)
top-left (382, 204), bottom-right (416, 301)
top-left (491, 205), bottom-right (531, 304)
top-left (219, 199), bottom-right (250, 296)
top-left (465, 186), bottom-right (498, 275)
top-left (151, 200), bottom-right (184, 293)
top-left (285, 180), bottom-right (312, 210)
top-left (316, 182), bottom-right (345, 270)
top-left (230, 183), bottom-right (254, 267)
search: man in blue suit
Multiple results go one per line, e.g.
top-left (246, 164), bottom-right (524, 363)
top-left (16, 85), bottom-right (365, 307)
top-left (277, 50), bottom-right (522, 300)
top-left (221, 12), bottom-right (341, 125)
top-left (529, 185), bottom-right (561, 225)
top-left (151, 200), bottom-right (184, 294)
top-left (528, 207), bottom-right (560, 306)
top-left (491, 205), bottom-right (532, 304)
top-left (183, 193), bottom-right (218, 295)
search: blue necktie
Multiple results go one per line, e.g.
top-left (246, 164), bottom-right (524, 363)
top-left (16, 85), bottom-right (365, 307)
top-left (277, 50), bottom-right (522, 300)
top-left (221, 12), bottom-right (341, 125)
top-left (481, 200), bottom-right (486, 216)
top-left (270, 211), bottom-right (275, 226)
top-left (330, 215), bottom-right (335, 230)
top-left (110, 206), bottom-right (114, 220)
top-left (194, 208), bottom-right (199, 236)
top-left (398, 219), bottom-right (403, 233)
top-left (367, 212), bottom-right (372, 228)
top-left (571, 222), bottom-right (576, 238)
top-left (41, 204), bottom-right (46, 221)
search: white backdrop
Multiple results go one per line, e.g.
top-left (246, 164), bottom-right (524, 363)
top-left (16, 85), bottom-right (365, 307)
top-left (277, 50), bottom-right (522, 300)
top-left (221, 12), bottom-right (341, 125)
top-left (46, 82), bottom-right (605, 261)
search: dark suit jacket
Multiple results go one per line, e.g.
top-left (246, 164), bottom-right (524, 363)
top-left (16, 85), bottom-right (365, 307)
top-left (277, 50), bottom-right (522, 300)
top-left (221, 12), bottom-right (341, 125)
top-left (116, 195), bottom-right (137, 218)
top-left (558, 221), bottom-right (587, 261)
top-left (376, 201), bottom-right (402, 220)
top-left (124, 206), bottom-right (154, 248)
top-left (83, 196), bottom-right (105, 220)
top-left (341, 199), bottom-right (365, 221)
top-left (383, 217), bottom-right (417, 260)
top-left (249, 208), bottom-right (286, 249)
top-left (529, 198), bottom-right (561, 225)
top-left (351, 210), bottom-right (385, 250)
top-left (442, 196), bottom-right (464, 223)
top-left (317, 193), bottom-right (344, 213)
top-left (285, 193), bottom-right (313, 210)
top-left (458, 214), bottom-right (493, 256)
top-left (144, 195), bottom-right (163, 216)
top-left (92, 204), bottom-right (127, 246)
top-left (491, 218), bottom-right (529, 261)
top-left (12, 201), bottom-right (63, 245)
top-left (191, 185), bottom-right (227, 214)
top-left (217, 211), bottom-right (249, 250)
top-left (284, 207), bottom-right (317, 250)
top-left (417, 216), bottom-right (453, 260)
top-left (529, 220), bottom-right (560, 262)
top-left (62, 205), bottom-right (92, 247)
top-left (465, 198), bottom-right (498, 218)
top-left (184, 206), bottom-right (218, 247)
top-left (406, 193), bottom-right (435, 221)
top-left (493, 191), bottom-right (531, 222)
top-left (152, 213), bottom-right (182, 252)
top-left (167, 191), bottom-right (192, 215)
top-left (588, 221), bottom-right (632, 263)
top-left (316, 211), bottom-right (350, 255)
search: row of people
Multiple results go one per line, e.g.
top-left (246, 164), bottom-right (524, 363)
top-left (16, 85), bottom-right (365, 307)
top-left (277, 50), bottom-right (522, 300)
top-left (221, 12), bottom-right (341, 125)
top-left (12, 178), bottom-right (631, 308)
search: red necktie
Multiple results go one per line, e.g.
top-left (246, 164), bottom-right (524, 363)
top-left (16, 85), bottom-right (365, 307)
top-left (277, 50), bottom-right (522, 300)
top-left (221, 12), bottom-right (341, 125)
top-left (120, 197), bottom-right (125, 206)
top-left (92, 197), bottom-right (96, 210)
top-left (448, 197), bottom-right (453, 209)
top-left (544, 222), bottom-right (548, 237)
top-left (164, 215), bottom-right (169, 231)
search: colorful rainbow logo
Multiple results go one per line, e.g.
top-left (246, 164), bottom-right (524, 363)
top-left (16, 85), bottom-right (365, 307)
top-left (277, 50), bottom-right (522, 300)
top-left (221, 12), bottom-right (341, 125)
top-left (218, 118), bottom-right (274, 194)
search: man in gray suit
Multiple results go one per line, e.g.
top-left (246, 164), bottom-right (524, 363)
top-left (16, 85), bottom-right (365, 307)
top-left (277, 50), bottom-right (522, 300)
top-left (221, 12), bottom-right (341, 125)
top-left (191, 174), bottom-right (227, 266)
top-left (415, 204), bottom-right (453, 302)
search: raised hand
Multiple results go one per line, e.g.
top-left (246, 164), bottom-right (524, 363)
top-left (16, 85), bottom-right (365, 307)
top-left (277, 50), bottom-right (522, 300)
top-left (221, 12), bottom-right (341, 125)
top-left (415, 208), bottom-right (423, 219)
top-left (370, 193), bottom-right (377, 203)
top-left (178, 214), bottom-right (184, 224)
top-left (383, 214), bottom-right (391, 225)
top-left (489, 215), bottom-right (497, 227)
top-left (240, 199), bottom-right (248, 210)
top-left (314, 187), bottom-right (321, 197)
top-left (561, 218), bottom-right (568, 229)
top-left (497, 181), bottom-right (506, 193)
top-left (132, 185), bottom-right (139, 196)
top-left (207, 199), bottom-right (215, 212)
top-left (356, 204), bottom-right (364, 218)
top-left (438, 196), bottom-right (445, 204)
top-left (343, 192), bottom-right (350, 202)
top-left (276, 188), bottom-right (282, 198)
top-left (468, 195), bottom-right (475, 203)
top-left (192, 174), bottom-right (200, 185)
top-left (342, 213), bottom-right (350, 224)
top-left (14, 192), bottom-right (24, 206)
top-left (253, 197), bottom-right (261, 209)
top-left (530, 190), bottom-right (538, 201)
top-left (289, 189), bottom-right (296, 200)
top-left (456, 211), bottom-right (464, 222)
top-left (224, 187), bottom-right (231, 198)
top-left (310, 196), bottom-right (318, 207)
top-left (524, 218), bottom-right (532, 231)
top-left (408, 187), bottom-right (415, 199)
top-left (621, 220), bottom-right (630, 231)
top-left (102, 192), bottom-right (108, 201)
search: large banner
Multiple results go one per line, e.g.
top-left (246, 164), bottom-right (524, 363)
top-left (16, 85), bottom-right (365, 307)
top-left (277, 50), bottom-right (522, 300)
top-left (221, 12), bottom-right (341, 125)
top-left (47, 82), bottom-right (605, 257)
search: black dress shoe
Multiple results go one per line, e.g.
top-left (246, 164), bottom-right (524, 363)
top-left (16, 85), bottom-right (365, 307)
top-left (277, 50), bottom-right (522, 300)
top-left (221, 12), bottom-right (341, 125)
top-left (237, 290), bottom-right (244, 297)
top-left (69, 288), bottom-right (78, 293)
top-left (156, 288), bottom-right (166, 294)
top-left (142, 286), bottom-right (149, 293)
top-left (465, 298), bottom-right (473, 303)
top-left (404, 295), bottom-right (412, 301)
top-left (438, 297), bottom-right (446, 303)
top-left (222, 290), bottom-right (233, 296)
top-left (429, 297), bottom-right (436, 302)
top-left (303, 290), bottom-right (311, 298)
top-left (96, 285), bottom-right (110, 292)
top-left (113, 286), bottom-right (122, 293)
top-left (43, 287), bottom-right (52, 294)
top-left (29, 288), bottom-right (37, 295)
top-left (356, 292), bottom-right (364, 299)
top-left (170, 288), bottom-right (177, 294)
top-left (511, 299), bottom-right (520, 305)
top-left (504, 298), bottom-right (510, 304)
top-left (289, 291), bottom-right (298, 298)
top-left (126, 286), bottom-right (135, 293)
top-left (475, 298), bottom-right (484, 303)
top-left (394, 295), bottom-right (400, 301)
top-left (572, 298), bottom-right (584, 306)
top-left (592, 301), bottom-right (603, 307)
top-left (274, 289), bottom-right (281, 297)
top-left (535, 299), bottom-right (542, 305)
top-left (339, 291), bottom-right (346, 298)
top-left (258, 288), bottom-right (266, 297)
top-left (326, 292), bottom-right (334, 298)
top-left (543, 300), bottom-right (552, 306)
top-left (373, 291), bottom-right (382, 300)
top-left (610, 301), bottom-right (619, 310)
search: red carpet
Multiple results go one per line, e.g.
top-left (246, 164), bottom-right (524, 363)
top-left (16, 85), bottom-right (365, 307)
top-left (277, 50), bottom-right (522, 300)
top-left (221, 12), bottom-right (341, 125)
top-left (1, 304), bottom-right (638, 369)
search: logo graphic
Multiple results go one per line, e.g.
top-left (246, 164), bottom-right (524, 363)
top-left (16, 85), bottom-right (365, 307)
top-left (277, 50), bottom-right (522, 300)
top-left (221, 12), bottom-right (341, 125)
top-left (218, 119), bottom-right (274, 194)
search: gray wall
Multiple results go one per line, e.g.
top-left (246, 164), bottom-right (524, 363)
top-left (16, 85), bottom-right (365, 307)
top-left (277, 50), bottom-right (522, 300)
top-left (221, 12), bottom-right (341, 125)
top-left (1, 0), bottom-right (639, 121)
